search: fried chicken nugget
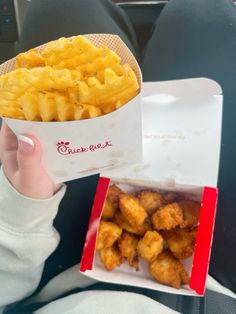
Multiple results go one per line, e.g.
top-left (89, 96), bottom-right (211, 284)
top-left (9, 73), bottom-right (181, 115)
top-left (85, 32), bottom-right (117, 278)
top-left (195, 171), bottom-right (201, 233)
top-left (151, 203), bottom-right (183, 230)
top-left (99, 245), bottom-right (123, 271)
top-left (119, 194), bottom-right (147, 228)
top-left (162, 227), bottom-right (197, 259)
top-left (102, 198), bottom-right (117, 220)
top-left (114, 211), bottom-right (151, 236)
top-left (108, 184), bottom-right (123, 205)
top-left (118, 232), bottom-right (139, 271)
top-left (178, 200), bottom-right (201, 228)
top-left (149, 250), bottom-right (189, 289)
top-left (137, 190), bottom-right (164, 215)
top-left (137, 231), bottom-right (164, 262)
top-left (96, 220), bottom-right (122, 251)
top-left (102, 185), bottom-right (123, 219)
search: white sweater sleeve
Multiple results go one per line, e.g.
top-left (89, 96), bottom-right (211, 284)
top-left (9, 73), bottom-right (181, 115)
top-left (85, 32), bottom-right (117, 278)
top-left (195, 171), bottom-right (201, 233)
top-left (0, 168), bottom-right (66, 310)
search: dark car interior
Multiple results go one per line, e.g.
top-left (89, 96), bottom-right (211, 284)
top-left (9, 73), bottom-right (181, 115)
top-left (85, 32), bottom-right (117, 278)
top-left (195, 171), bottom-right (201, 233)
top-left (0, 0), bottom-right (168, 62)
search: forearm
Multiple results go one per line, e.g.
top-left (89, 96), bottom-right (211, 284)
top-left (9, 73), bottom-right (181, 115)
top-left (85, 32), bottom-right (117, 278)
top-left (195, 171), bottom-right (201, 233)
top-left (0, 168), bottom-right (66, 308)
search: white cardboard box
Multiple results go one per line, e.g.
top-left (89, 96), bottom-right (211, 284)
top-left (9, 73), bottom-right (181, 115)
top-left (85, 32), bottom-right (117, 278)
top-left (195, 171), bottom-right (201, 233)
top-left (80, 78), bottom-right (222, 296)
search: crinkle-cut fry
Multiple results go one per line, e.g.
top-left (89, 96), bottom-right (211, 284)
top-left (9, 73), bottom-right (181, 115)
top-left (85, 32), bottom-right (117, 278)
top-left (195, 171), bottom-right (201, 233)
top-left (76, 48), bottom-right (122, 79)
top-left (0, 67), bottom-right (73, 99)
top-left (1, 36), bottom-right (139, 121)
top-left (55, 93), bottom-right (75, 121)
top-left (0, 105), bottom-right (25, 120)
top-left (77, 66), bottom-right (139, 108)
top-left (4, 89), bottom-right (101, 122)
top-left (15, 35), bottom-right (124, 80)
top-left (70, 69), bottom-right (82, 81)
top-left (19, 92), bottom-right (42, 121)
top-left (19, 92), bottom-right (75, 122)
top-left (0, 91), bottom-right (21, 101)
top-left (0, 98), bottom-right (19, 107)
top-left (16, 49), bottom-right (45, 68)
top-left (42, 36), bottom-right (95, 58)
top-left (51, 47), bottom-right (122, 77)
top-left (74, 104), bottom-right (102, 120)
top-left (41, 36), bottom-right (122, 73)
top-left (102, 86), bottom-right (138, 114)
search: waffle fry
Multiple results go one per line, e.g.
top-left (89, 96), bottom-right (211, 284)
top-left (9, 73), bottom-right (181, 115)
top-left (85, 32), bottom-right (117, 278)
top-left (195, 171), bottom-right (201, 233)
top-left (0, 106), bottom-right (24, 120)
top-left (19, 92), bottom-right (76, 122)
top-left (76, 66), bottom-right (139, 111)
top-left (16, 49), bottom-right (45, 69)
top-left (0, 67), bottom-right (73, 97)
top-left (0, 35), bottom-right (139, 121)
top-left (16, 36), bottom-right (123, 77)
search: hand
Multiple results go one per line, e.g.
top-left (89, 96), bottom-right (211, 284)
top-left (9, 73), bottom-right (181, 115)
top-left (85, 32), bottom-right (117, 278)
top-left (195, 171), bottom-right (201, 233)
top-left (0, 122), bottom-right (60, 199)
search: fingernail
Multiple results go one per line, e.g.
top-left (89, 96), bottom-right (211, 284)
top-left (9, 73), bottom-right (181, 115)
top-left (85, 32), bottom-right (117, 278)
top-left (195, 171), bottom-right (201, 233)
top-left (17, 135), bottom-right (35, 154)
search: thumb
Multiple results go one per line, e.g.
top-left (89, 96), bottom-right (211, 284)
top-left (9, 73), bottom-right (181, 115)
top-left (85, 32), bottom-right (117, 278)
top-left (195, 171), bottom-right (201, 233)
top-left (17, 135), bottom-right (43, 178)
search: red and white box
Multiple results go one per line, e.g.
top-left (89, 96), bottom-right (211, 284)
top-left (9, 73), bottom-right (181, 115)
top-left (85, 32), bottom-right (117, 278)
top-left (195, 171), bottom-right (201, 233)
top-left (80, 78), bottom-right (223, 296)
top-left (1, 34), bottom-right (142, 183)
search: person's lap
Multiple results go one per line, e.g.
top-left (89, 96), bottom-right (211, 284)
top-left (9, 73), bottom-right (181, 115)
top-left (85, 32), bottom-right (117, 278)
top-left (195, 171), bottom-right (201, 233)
top-left (18, 0), bottom-right (139, 60)
top-left (16, 0), bottom-right (236, 311)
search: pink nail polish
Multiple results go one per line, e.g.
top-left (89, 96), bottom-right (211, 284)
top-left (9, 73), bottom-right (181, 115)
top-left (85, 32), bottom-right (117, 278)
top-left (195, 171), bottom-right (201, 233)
top-left (17, 135), bottom-right (35, 154)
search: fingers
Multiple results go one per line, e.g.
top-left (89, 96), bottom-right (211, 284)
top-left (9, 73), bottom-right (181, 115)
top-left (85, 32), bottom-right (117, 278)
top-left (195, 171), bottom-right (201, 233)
top-left (0, 122), bottom-right (18, 153)
top-left (16, 135), bottom-right (59, 199)
top-left (0, 122), bottom-right (18, 175)
top-left (1, 124), bottom-right (58, 199)
top-left (17, 134), bottom-right (43, 180)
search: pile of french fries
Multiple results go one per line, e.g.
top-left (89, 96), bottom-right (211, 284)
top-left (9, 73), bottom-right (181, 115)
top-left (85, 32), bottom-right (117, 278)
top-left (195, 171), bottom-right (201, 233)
top-left (0, 36), bottom-right (139, 121)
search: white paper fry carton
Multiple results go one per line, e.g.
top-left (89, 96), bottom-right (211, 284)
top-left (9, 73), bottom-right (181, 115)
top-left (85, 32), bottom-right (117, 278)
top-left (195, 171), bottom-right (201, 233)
top-left (80, 78), bottom-right (223, 296)
top-left (0, 34), bottom-right (142, 183)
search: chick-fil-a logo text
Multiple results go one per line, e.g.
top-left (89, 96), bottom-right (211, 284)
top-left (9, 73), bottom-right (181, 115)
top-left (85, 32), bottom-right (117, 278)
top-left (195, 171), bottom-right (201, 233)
top-left (57, 140), bottom-right (113, 155)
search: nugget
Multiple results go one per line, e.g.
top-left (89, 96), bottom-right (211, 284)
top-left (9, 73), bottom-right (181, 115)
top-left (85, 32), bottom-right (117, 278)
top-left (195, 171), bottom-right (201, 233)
top-left (96, 220), bottom-right (122, 251)
top-left (102, 198), bottom-right (117, 220)
top-left (99, 245), bottom-right (123, 271)
top-left (102, 185), bottom-right (123, 219)
top-left (107, 184), bottom-right (123, 205)
top-left (118, 232), bottom-right (139, 271)
top-left (137, 231), bottom-right (164, 262)
top-left (114, 211), bottom-right (151, 236)
top-left (119, 194), bottom-right (147, 228)
top-left (162, 227), bottom-right (197, 259)
top-left (149, 250), bottom-right (189, 289)
top-left (137, 190), bottom-right (164, 215)
top-left (178, 200), bottom-right (201, 228)
top-left (151, 203), bottom-right (183, 230)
